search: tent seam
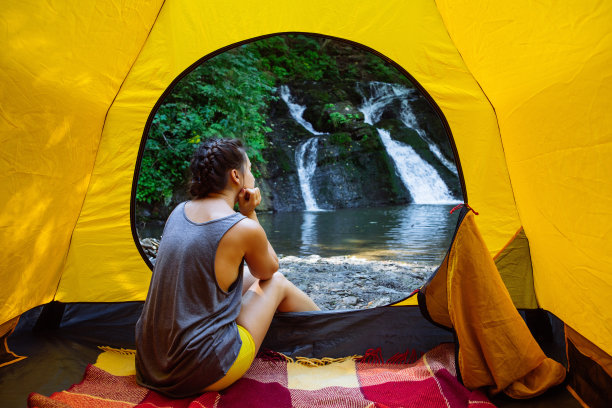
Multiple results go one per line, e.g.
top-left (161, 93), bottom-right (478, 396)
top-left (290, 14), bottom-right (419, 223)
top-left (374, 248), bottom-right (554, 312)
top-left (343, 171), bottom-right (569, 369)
top-left (433, 0), bottom-right (522, 224)
top-left (53, 0), bottom-right (168, 300)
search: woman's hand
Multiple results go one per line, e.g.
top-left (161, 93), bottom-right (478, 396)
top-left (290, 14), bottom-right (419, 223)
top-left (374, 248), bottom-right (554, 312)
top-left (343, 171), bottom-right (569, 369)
top-left (238, 187), bottom-right (261, 217)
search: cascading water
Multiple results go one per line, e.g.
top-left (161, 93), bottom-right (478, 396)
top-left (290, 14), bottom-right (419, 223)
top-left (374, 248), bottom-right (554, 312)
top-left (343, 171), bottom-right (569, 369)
top-left (358, 82), bottom-right (413, 125)
top-left (376, 129), bottom-right (457, 204)
top-left (280, 85), bottom-right (325, 211)
top-left (359, 82), bottom-right (458, 176)
top-left (295, 138), bottom-right (322, 211)
top-left (280, 85), bottom-right (325, 136)
top-left (359, 82), bottom-right (459, 204)
top-left (399, 100), bottom-right (458, 175)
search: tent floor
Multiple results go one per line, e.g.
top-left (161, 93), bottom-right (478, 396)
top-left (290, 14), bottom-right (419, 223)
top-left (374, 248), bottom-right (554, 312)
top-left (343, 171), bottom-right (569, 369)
top-left (1, 303), bottom-right (581, 408)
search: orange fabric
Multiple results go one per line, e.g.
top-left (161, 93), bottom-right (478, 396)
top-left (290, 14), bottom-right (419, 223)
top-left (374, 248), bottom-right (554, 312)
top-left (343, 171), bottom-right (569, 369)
top-left (429, 212), bottom-right (566, 397)
top-left (422, 254), bottom-right (452, 328)
top-left (0, 316), bottom-right (26, 368)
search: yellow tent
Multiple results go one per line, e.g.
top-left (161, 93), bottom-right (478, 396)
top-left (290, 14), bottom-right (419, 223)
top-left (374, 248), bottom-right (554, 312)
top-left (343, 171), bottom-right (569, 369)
top-left (1, 0), bottom-right (610, 405)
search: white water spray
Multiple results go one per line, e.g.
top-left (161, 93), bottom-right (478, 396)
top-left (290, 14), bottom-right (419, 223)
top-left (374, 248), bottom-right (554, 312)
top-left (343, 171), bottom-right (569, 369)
top-left (295, 137), bottom-right (323, 211)
top-left (360, 82), bottom-right (458, 176)
top-left (358, 82), bottom-right (413, 125)
top-left (280, 85), bottom-right (325, 211)
top-left (359, 82), bottom-right (459, 204)
top-left (399, 100), bottom-right (457, 175)
top-left (376, 129), bottom-right (458, 204)
top-left (280, 85), bottom-right (325, 135)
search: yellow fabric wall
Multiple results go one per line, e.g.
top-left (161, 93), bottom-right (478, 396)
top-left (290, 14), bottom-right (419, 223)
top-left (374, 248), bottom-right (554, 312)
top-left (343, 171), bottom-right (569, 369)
top-left (6, 1), bottom-right (609, 359)
top-left (436, 0), bottom-right (612, 355)
top-left (0, 0), bottom-right (164, 324)
top-left (55, 0), bottom-right (521, 304)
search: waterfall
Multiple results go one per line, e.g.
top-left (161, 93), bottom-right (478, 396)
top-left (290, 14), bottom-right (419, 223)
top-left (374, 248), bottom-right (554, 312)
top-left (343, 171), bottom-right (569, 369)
top-left (399, 100), bottom-right (458, 175)
top-left (358, 82), bottom-right (413, 125)
top-left (280, 85), bottom-right (325, 135)
top-left (360, 82), bottom-right (458, 176)
top-left (359, 82), bottom-right (459, 204)
top-left (280, 85), bottom-right (325, 211)
top-left (295, 137), bottom-right (323, 211)
top-left (377, 129), bottom-right (458, 204)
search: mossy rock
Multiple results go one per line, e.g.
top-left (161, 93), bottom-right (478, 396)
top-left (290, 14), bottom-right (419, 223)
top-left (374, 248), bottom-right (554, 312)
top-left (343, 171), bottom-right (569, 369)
top-left (329, 132), bottom-right (352, 146)
top-left (377, 119), bottom-right (428, 150)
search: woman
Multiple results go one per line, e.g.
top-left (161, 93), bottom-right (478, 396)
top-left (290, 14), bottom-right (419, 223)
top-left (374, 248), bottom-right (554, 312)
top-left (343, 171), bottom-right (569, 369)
top-left (135, 138), bottom-right (319, 397)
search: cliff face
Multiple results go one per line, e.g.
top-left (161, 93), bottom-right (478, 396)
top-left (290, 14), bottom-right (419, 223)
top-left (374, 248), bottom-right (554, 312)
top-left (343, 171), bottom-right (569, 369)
top-left (255, 79), bottom-right (460, 212)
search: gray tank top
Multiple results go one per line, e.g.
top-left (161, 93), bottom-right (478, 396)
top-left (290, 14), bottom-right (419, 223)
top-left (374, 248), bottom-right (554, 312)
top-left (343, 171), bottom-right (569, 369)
top-left (135, 202), bottom-right (246, 397)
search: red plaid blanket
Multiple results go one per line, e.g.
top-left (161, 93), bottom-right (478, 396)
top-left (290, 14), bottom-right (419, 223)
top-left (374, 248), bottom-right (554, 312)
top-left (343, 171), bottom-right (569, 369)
top-left (28, 344), bottom-right (494, 407)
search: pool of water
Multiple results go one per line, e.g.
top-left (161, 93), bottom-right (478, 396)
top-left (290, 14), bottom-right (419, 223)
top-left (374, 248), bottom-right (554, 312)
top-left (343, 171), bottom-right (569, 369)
top-left (258, 204), bottom-right (460, 267)
top-left (138, 204), bottom-right (460, 269)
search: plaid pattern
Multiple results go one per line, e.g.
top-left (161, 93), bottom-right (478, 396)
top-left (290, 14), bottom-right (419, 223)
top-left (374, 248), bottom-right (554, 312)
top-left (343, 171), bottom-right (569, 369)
top-left (28, 344), bottom-right (495, 408)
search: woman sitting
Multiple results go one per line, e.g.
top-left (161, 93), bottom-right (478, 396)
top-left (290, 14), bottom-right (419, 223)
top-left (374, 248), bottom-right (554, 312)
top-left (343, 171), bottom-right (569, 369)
top-left (135, 138), bottom-right (319, 397)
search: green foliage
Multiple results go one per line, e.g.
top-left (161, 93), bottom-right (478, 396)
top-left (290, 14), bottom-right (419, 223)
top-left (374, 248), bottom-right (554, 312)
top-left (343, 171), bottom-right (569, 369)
top-left (137, 47), bottom-right (276, 204)
top-left (325, 103), bottom-right (360, 129)
top-left (137, 34), bottom-right (418, 207)
top-left (252, 35), bottom-right (339, 82)
top-left (328, 112), bottom-right (360, 128)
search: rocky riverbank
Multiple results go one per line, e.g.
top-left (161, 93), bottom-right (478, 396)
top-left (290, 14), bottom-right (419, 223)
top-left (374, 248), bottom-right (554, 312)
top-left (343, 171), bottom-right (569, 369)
top-left (277, 255), bottom-right (430, 310)
top-left (140, 238), bottom-right (431, 310)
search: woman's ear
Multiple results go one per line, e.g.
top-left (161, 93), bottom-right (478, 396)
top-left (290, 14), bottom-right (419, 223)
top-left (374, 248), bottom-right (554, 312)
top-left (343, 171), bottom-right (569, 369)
top-left (230, 168), bottom-right (240, 185)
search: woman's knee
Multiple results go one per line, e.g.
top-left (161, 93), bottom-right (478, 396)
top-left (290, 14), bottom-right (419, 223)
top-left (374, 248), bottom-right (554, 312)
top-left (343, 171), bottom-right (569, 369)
top-left (263, 271), bottom-right (287, 287)
top-left (259, 272), bottom-right (289, 297)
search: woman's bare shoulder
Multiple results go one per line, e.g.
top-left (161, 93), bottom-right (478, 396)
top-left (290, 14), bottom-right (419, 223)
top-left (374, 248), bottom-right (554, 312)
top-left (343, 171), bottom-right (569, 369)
top-left (233, 216), bottom-right (265, 236)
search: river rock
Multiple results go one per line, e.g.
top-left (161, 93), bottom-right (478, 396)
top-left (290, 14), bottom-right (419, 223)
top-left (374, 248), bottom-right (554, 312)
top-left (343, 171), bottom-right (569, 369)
top-left (139, 239), bottom-right (431, 311)
top-left (275, 255), bottom-right (430, 310)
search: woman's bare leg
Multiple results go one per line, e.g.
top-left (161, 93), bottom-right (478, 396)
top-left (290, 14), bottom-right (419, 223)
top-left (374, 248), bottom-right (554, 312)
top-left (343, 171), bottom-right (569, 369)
top-left (242, 267), bottom-right (258, 295)
top-left (237, 272), bottom-right (319, 353)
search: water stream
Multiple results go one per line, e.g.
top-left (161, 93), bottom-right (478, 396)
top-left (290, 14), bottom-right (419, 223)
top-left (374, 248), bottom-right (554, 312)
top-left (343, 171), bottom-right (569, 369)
top-left (399, 100), bottom-right (458, 175)
top-left (376, 129), bottom-right (458, 204)
top-left (295, 137), bottom-right (322, 211)
top-left (280, 85), bottom-right (325, 211)
top-left (280, 85), bottom-right (325, 136)
top-left (359, 82), bottom-right (459, 204)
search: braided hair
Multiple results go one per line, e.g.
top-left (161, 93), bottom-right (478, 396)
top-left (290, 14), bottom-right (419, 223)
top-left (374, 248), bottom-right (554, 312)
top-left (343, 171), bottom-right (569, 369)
top-left (189, 138), bottom-right (246, 198)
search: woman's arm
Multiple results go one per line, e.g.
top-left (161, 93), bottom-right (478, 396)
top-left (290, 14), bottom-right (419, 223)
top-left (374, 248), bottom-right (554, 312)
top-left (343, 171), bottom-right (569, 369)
top-left (238, 188), bottom-right (279, 280)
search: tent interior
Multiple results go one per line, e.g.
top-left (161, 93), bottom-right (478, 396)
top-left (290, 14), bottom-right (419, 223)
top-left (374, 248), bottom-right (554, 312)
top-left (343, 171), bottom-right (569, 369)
top-left (1, 0), bottom-right (611, 407)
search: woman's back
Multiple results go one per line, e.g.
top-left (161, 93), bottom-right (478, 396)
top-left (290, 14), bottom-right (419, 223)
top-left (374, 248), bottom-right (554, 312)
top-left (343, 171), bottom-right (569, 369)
top-left (135, 202), bottom-right (246, 398)
top-left (135, 138), bottom-right (319, 397)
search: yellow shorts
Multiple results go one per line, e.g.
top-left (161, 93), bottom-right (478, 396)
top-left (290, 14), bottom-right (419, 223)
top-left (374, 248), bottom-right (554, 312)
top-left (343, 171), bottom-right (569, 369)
top-left (204, 325), bottom-right (256, 391)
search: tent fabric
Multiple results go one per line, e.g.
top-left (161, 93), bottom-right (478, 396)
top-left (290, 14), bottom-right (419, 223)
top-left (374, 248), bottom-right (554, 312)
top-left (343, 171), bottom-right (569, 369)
top-left (566, 325), bottom-right (612, 379)
top-left (421, 211), bottom-right (566, 398)
top-left (0, 0), bottom-right (165, 327)
top-left (0, 317), bottom-right (25, 368)
top-left (435, 0), bottom-right (612, 356)
top-left (1, 0), bottom-right (611, 404)
top-left (493, 229), bottom-right (537, 309)
top-left (260, 306), bottom-right (454, 360)
top-left (52, 0), bottom-right (519, 308)
top-left (566, 325), bottom-right (612, 408)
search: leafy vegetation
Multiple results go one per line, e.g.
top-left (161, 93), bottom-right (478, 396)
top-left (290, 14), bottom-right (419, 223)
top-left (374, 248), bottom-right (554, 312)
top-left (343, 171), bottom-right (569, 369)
top-left (137, 48), bottom-right (276, 204)
top-left (137, 34), bottom-right (414, 206)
